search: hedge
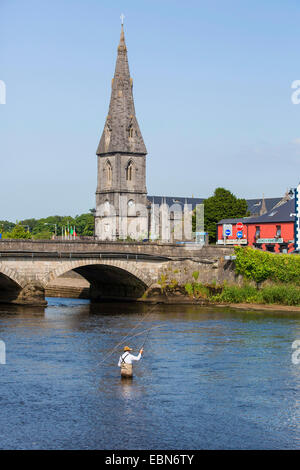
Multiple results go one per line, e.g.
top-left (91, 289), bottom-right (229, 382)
top-left (234, 247), bottom-right (300, 285)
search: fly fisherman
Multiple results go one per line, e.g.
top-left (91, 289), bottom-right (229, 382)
top-left (118, 346), bottom-right (143, 378)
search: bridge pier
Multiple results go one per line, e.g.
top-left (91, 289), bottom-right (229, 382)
top-left (0, 282), bottom-right (47, 307)
top-left (15, 282), bottom-right (47, 306)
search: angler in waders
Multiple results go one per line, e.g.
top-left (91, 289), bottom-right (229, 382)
top-left (118, 346), bottom-right (143, 378)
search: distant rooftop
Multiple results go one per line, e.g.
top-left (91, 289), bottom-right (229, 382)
top-left (218, 197), bottom-right (295, 225)
top-left (149, 196), bottom-right (282, 215)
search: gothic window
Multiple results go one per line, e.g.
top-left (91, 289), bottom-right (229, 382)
top-left (129, 126), bottom-right (134, 138)
top-left (104, 119), bottom-right (112, 152)
top-left (126, 161), bottom-right (134, 181)
top-left (105, 161), bottom-right (112, 186)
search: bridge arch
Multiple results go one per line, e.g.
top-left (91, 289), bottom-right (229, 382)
top-left (43, 259), bottom-right (153, 301)
top-left (43, 259), bottom-right (152, 287)
top-left (0, 264), bottom-right (26, 289)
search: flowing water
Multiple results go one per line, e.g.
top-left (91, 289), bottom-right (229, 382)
top-left (0, 298), bottom-right (300, 449)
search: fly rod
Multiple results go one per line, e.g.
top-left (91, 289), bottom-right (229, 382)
top-left (94, 305), bottom-right (157, 367)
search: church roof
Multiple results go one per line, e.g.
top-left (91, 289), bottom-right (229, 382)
top-left (149, 196), bottom-right (282, 215)
top-left (96, 25), bottom-right (147, 156)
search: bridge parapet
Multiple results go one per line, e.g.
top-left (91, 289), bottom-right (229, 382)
top-left (0, 240), bottom-right (234, 260)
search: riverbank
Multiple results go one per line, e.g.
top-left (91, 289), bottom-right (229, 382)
top-left (138, 297), bottom-right (300, 313)
top-left (216, 302), bottom-right (300, 313)
top-left (45, 271), bottom-right (300, 312)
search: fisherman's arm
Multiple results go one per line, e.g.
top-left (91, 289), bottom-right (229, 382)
top-left (129, 349), bottom-right (144, 361)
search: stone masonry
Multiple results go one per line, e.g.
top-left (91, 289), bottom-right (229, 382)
top-left (0, 240), bottom-right (235, 305)
top-left (95, 25), bottom-right (148, 240)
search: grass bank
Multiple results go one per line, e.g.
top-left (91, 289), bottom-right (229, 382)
top-left (182, 282), bottom-right (300, 306)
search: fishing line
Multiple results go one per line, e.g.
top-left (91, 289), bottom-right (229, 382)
top-left (94, 305), bottom-right (157, 367)
top-left (124, 325), bottom-right (163, 348)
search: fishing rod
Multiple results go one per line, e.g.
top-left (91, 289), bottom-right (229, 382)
top-left (125, 324), bottom-right (163, 343)
top-left (141, 325), bottom-right (152, 349)
top-left (94, 305), bottom-right (157, 367)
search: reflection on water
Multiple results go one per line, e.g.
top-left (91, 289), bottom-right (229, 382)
top-left (0, 298), bottom-right (300, 449)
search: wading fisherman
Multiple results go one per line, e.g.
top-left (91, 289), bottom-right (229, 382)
top-left (118, 346), bottom-right (143, 378)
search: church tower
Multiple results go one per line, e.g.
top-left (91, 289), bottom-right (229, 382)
top-left (95, 24), bottom-right (148, 240)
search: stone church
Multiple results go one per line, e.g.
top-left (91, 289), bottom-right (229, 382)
top-left (94, 24), bottom-right (195, 242)
top-left (95, 24), bottom-right (150, 241)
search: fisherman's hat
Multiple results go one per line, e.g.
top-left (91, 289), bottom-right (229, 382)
top-left (124, 346), bottom-right (132, 352)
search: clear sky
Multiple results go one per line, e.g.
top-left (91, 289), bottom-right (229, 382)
top-left (1, 0), bottom-right (300, 220)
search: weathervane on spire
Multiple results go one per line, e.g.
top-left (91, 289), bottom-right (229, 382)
top-left (120, 13), bottom-right (125, 25)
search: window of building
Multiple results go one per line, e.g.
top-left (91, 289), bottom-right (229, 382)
top-left (276, 225), bottom-right (281, 238)
top-left (255, 226), bottom-right (260, 239)
top-left (129, 126), bottom-right (134, 138)
top-left (126, 161), bottom-right (134, 181)
top-left (104, 200), bottom-right (110, 216)
top-left (128, 199), bottom-right (135, 216)
top-left (105, 161), bottom-right (112, 185)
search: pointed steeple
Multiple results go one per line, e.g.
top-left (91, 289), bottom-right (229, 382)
top-left (259, 194), bottom-right (267, 215)
top-left (97, 25), bottom-right (147, 155)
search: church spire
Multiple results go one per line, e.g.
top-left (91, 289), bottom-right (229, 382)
top-left (96, 24), bottom-right (147, 155)
top-left (260, 194), bottom-right (267, 216)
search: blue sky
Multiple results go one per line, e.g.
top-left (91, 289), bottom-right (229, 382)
top-left (1, 0), bottom-right (300, 220)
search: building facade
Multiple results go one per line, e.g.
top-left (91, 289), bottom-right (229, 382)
top-left (217, 197), bottom-right (296, 253)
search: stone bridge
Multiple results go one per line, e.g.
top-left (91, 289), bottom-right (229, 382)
top-left (0, 240), bottom-right (234, 305)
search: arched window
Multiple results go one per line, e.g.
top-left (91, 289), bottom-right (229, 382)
top-left (126, 161), bottom-right (134, 181)
top-left (128, 126), bottom-right (134, 138)
top-left (105, 161), bottom-right (112, 185)
top-left (128, 199), bottom-right (135, 216)
top-left (104, 200), bottom-right (110, 216)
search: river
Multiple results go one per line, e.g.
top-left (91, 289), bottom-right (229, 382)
top-left (0, 298), bottom-right (300, 449)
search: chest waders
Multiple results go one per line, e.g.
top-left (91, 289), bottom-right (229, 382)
top-left (120, 353), bottom-right (133, 377)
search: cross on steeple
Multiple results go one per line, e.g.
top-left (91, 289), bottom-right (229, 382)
top-left (120, 13), bottom-right (125, 25)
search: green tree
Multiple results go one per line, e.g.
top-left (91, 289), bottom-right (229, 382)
top-left (75, 213), bottom-right (94, 236)
top-left (33, 230), bottom-right (52, 240)
top-left (197, 188), bottom-right (249, 243)
top-left (4, 223), bottom-right (32, 239)
top-left (0, 220), bottom-right (15, 233)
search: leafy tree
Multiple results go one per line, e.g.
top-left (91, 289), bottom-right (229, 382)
top-left (194, 188), bottom-right (249, 243)
top-left (75, 213), bottom-right (94, 236)
top-left (3, 223), bottom-right (32, 239)
top-left (0, 220), bottom-right (15, 233)
top-left (20, 218), bottom-right (39, 232)
top-left (33, 230), bottom-right (52, 240)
